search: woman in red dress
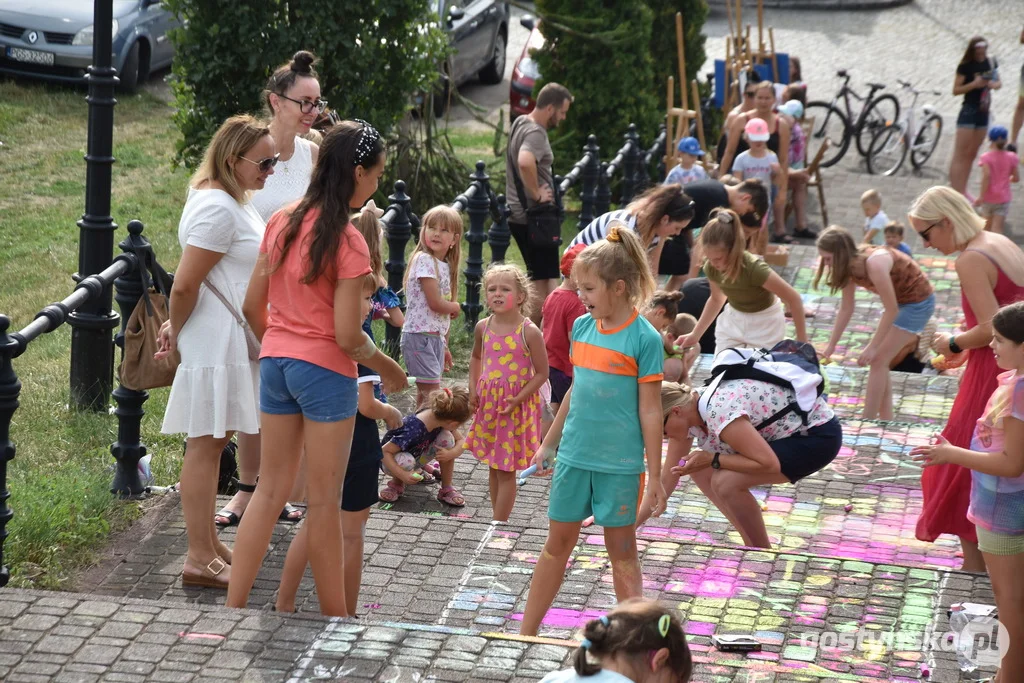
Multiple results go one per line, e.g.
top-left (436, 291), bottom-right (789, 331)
top-left (909, 186), bottom-right (1024, 571)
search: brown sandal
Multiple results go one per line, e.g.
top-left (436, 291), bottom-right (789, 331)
top-left (182, 557), bottom-right (229, 589)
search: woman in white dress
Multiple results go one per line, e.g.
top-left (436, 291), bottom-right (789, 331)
top-left (216, 50), bottom-right (324, 527)
top-left (156, 115), bottom-right (278, 588)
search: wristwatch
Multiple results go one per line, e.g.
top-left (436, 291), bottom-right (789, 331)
top-left (948, 336), bottom-right (963, 354)
top-left (711, 453), bottom-right (721, 470)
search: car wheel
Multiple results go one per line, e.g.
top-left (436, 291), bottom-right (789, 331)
top-left (478, 30), bottom-right (506, 85)
top-left (118, 42), bottom-right (141, 93)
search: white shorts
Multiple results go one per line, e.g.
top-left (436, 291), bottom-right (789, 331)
top-left (714, 300), bottom-right (787, 356)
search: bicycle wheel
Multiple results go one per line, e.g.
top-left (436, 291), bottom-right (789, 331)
top-left (804, 101), bottom-right (850, 168)
top-left (910, 114), bottom-right (943, 169)
top-left (866, 123), bottom-right (906, 176)
top-left (855, 93), bottom-right (900, 157)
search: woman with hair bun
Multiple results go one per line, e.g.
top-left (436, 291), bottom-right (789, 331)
top-left (217, 50), bottom-right (326, 529)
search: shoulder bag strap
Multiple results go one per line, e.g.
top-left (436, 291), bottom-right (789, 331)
top-left (507, 117), bottom-right (533, 212)
top-left (203, 278), bottom-right (251, 331)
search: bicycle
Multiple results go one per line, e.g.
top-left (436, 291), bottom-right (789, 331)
top-left (866, 80), bottom-right (944, 176)
top-left (805, 69), bottom-right (901, 169)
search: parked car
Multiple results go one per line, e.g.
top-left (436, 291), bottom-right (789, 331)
top-left (432, 0), bottom-right (510, 115)
top-left (509, 14), bottom-right (542, 120)
top-left (0, 0), bottom-right (178, 92)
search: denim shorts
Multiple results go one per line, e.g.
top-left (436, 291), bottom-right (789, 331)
top-left (260, 357), bottom-right (358, 423)
top-left (956, 105), bottom-right (989, 129)
top-left (981, 202), bottom-right (1010, 218)
top-left (893, 293), bottom-right (935, 335)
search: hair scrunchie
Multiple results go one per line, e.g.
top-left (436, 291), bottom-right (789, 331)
top-left (607, 227), bottom-right (622, 243)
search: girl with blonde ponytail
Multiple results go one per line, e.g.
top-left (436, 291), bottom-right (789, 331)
top-left (520, 225), bottom-right (667, 636)
top-left (677, 209), bottom-right (806, 356)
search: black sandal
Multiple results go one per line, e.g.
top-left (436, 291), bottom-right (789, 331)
top-left (215, 480), bottom-right (256, 527)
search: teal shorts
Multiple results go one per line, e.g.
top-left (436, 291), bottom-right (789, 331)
top-left (548, 462), bottom-right (644, 528)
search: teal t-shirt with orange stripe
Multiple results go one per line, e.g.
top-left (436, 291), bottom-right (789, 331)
top-left (559, 310), bottom-right (664, 475)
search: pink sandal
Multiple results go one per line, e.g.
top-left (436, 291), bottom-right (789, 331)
top-left (436, 485), bottom-right (465, 507)
top-left (378, 479), bottom-right (404, 503)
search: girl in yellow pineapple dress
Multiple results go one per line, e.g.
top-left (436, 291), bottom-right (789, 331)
top-left (467, 264), bottom-right (550, 521)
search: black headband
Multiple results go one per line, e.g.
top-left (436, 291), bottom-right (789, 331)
top-left (353, 119), bottom-right (381, 167)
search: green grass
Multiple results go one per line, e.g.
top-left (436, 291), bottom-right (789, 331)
top-left (0, 79), bottom-right (586, 588)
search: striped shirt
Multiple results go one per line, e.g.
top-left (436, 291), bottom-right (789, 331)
top-left (566, 210), bottom-right (641, 250)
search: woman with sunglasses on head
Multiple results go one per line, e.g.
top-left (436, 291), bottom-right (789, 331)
top-left (156, 114), bottom-right (278, 589)
top-left (214, 51), bottom-right (326, 531)
top-left (908, 185), bottom-right (1024, 573)
top-left (949, 37), bottom-right (1002, 195)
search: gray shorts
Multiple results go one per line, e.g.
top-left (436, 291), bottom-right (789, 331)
top-left (401, 332), bottom-right (444, 383)
top-left (980, 202), bottom-right (1010, 218)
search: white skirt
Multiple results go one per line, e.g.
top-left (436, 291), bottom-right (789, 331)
top-left (714, 299), bottom-right (787, 357)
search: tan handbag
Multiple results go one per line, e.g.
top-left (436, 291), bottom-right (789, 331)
top-left (120, 256), bottom-right (179, 390)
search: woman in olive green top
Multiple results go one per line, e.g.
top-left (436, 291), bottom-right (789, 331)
top-left (676, 209), bottom-right (807, 356)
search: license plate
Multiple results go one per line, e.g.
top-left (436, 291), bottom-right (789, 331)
top-left (6, 46), bottom-right (55, 66)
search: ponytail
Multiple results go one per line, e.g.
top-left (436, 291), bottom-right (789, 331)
top-left (698, 208), bottom-right (746, 282)
top-left (575, 223), bottom-right (656, 309)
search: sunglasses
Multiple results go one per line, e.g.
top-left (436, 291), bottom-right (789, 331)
top-left (744, 90), bottom-right (756, 98)
top-left (918, 219), bottom-right (941, 242)
top-left (237, 152), bottom-right (280, 173)
top-left (277, 93), bottom-right (329, 114)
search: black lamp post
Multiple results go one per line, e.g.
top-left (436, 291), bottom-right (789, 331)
top-left (68, 0), bottom-right (119, 411)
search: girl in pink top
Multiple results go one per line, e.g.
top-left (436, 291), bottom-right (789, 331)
top-left (227, 120), bottom-right (406, 617)
top-left (975, 126), bottom-right (1020, 234)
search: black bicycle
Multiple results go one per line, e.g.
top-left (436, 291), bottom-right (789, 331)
top-left (805, 69), bottom-right (901, 168)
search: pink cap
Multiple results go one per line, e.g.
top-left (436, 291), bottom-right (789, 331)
top-left (744, 118), bottom-right (770, 142)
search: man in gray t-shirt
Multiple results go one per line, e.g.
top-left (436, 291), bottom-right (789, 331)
top-left (506, 82), bottom-right (573, 323)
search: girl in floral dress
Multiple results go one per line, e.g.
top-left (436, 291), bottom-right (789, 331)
top-left (467, 264), bottom-right (549, 521)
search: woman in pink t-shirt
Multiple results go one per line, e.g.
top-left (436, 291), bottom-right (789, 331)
top-left (227, 121), bottom-right (406, 617)
top-left (974, 126), bottom-right (1020, 234)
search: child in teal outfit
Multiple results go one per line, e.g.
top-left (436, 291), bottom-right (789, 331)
top-left (520, 226), bottom-right (667, 637)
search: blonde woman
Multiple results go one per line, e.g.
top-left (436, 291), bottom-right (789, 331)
top-left (156, 115), bottom-right (278, 588)
top-left (909, 185), bottom-right (1024, 572)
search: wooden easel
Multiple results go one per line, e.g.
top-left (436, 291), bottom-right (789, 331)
top-left (665, 13), bottom-right (708, 170)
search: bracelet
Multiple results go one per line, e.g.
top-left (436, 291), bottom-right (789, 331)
top-left (349, 334), bottom-right (378, 361)
top-left (948, 335), bottom-right (963, 355)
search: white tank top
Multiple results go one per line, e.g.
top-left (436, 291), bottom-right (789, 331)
top-left (250, 136), bottom-right (315, 223)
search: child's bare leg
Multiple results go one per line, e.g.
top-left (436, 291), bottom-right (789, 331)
top-left (415, 382), bottom-right (435, 410)
top-left (492, 469), bottom-right (517, 522)
top-left (520, 521), bottom-right (582, 635)
top-left (487, 468), bottom-right (498, 516)
top-left (276, 523), bottom-right (308, 613)
top-left (991, 214), bottom-right (1006, 234)
top-left (342, 508), bottom-right (371, 616)
top-left (604, 524), bottom-right (643, 601)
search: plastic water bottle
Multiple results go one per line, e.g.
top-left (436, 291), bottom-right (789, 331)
top-left (949, 609), bottom-right (978, 673)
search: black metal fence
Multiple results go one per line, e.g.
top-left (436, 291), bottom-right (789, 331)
top-left (380, 121), bottom-right (668, 352)
top-left (0, 119), bottom-right (666, 586)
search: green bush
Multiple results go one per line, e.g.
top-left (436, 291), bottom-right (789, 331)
top-left (648, 0), bottom-right (708, 102)
top-left (165, 0), bottom-right (450, 169)
top-left (532, 1), bottom-right (662, 164)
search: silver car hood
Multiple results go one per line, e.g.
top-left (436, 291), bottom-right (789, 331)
top-left (0, 1), bottom-right (137, 30)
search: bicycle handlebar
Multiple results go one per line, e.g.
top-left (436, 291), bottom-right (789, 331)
top-left (896, 79), bottom-right (941, 97)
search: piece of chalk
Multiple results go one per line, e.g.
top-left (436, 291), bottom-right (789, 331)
top-left (759, 501), bottom-right (768, 511)
top-left (920, 663), bottom-right (930, 677)
top-left (518, 464), bottom-right (538, 486)
top-left (406, 376), bottom-right (418, 386)
top-left (844, 504), bottom-right (853, 512)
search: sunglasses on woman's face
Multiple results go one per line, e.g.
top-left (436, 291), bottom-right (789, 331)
top-left (744, 90), bottom-right (756, 98)
top-left (237, 152), bottom-right (280, 173)
top-left (918, 219), bottom-right (941, 243)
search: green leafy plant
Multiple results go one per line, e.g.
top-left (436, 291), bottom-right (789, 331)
top-left (647, 0), bottom-right (708, 100)
top-left (165, 0), bottom-right (450, 169)
top-left (532, 0), bottom-right (662, 165)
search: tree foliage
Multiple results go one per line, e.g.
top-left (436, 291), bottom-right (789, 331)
top-left (165, 0), bottom-right (449, 169)
top-left (532, 0), bottom-right (708, 167)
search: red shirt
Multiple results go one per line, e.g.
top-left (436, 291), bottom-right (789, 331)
top-left (259, 206), bottom-right (371, 378)
top-left (542, 287), bottom-right (587, 375)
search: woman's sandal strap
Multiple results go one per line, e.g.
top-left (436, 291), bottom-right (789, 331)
top-left (233, 479), bottom-right (257, 493)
